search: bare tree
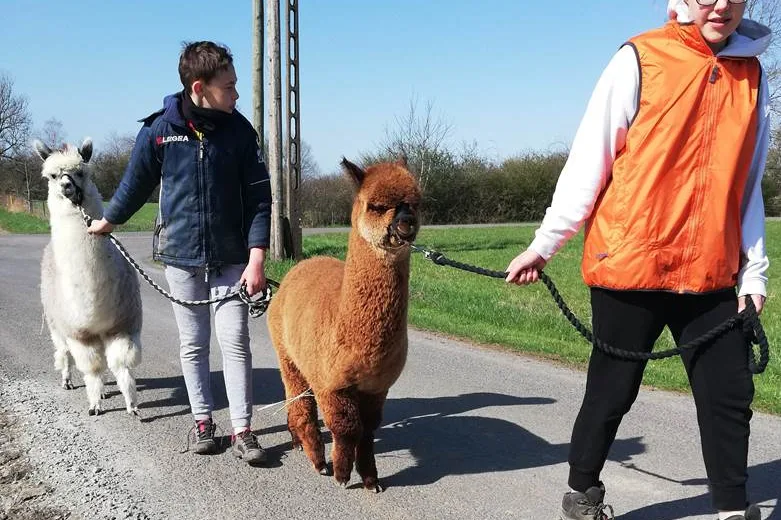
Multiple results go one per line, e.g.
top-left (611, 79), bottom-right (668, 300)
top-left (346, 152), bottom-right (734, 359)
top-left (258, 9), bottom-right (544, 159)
top-left (746, 0), bottom-right (780, 116)
top-left (0, 73), bottom-right (32, 160)
top-left (300, 140), bottom-right (320, 179)
top-left (37, 118), bottom-right (67, 150)
top-left (372, 95), bottom-right (453, 192)
top-left (92, 133), bottom-right (136, 199)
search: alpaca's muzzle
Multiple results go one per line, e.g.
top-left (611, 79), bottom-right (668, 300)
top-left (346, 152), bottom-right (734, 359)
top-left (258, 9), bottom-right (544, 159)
top-left (389, 204), bottom-right (418, 244)
top-left (60, 174), bottom-right (83, 205)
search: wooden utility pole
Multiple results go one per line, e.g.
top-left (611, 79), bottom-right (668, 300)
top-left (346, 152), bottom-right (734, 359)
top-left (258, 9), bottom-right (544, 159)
top-left (285, 0), bottom-right (302, 259)
top-left (267, 0), bottom-right (284, 260)
top-left (252, 0), bottom-right (264, 156)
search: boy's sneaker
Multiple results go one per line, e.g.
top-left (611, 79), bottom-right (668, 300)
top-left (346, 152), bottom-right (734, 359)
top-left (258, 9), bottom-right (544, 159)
top-left (231, 429), bottom-right (267, 464)
top-left (192, 418), bottom-right (218, 455)
top-left (559, 483), bottom-right (615, 520)
top-left (723, 504), bottom-right (761, 520)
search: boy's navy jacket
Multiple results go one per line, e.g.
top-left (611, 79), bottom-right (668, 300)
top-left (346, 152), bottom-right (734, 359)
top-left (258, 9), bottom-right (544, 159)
top-left (104, 92), bottom-right (272, 268)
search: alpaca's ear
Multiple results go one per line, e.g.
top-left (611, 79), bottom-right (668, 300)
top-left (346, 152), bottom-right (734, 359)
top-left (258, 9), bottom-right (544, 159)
top-left (341, 157), bottom-right (366, 186)
top-left (33, 140), bottom-right (52, 161)
top-left (78, 138), bottom-right (93, 163)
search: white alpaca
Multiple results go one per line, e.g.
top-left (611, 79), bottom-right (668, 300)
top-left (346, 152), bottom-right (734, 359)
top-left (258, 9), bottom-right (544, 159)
top-left (36, 138), bottom-right (142, 416)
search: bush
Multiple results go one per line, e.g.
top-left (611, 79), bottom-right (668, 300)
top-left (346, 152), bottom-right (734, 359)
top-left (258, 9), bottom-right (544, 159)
top-left (296, 150), bottom-right (567, 227)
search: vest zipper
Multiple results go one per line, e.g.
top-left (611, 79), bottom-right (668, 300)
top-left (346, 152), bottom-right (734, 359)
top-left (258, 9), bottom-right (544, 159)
top-left (709, 64), bottom-right (719, 84)
top-left (679, 60), bottom-right (720, 292)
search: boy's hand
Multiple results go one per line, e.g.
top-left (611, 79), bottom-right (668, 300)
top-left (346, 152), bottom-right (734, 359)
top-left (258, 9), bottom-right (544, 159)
top-left (87, 218), bottom-right (115, 235)
top-left (739, 294), bottom-right (765, 315)
top-left (241, 248), bottom-right (267, 297)
top-left (505, 249), bottom-right (547, 286)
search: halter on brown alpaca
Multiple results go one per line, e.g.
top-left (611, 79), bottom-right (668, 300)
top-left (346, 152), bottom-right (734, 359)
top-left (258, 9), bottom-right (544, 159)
top-left (267, 157), bottom-right (421, 492)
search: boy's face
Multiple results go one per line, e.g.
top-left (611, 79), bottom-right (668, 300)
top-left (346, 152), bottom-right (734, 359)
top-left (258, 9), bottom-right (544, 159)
top-left (687, 0), bottom-right (745, 49)
top-left (193, 64), bottom-right (239, 113)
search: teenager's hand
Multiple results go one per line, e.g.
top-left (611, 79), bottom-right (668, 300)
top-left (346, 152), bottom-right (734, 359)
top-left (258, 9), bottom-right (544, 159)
top-left (738, 294), bottom-right (766, 315)
top-left (505, 249), bottom-right (547, 286)
top-left (241, 248), bottom-right (267, 297)
top-left (87, 218), bottom-right (114, 235)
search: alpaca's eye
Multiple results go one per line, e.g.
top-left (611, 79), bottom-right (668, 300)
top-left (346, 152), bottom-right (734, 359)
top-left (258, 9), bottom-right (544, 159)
top-left (367, 203), bottom-right (389, 213)
top-left (49, 174), bottom-right (56, 180)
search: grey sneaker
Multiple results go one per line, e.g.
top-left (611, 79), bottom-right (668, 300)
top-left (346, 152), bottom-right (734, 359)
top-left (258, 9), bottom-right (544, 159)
top-left (231, 429), bottom-right (267, 464)
top-left (723, 504), bottom-right (761, 520)
top-left (192, 418), bottom-right (218, 455)
top-left (559, 483), bottom-right (615, 520)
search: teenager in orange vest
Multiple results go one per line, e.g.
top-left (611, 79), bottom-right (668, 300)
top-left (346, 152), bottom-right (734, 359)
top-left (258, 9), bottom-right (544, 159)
top-left (505, 0), bottom-right (771, 518)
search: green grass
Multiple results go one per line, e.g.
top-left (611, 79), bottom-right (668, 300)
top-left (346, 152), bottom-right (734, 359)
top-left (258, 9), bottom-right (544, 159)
top-left (117, 203), bottom-right (159, 232)
top-left (0, 207), bottom-right (49, 233)
top-left (267, 225), bottom-right (781, 415)
top-left (0, 203), bottom-right (158, 234)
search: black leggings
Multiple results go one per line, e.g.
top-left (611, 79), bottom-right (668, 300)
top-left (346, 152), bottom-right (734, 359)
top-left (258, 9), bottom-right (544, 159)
top-left (568, 288), bottom-right (755, 511)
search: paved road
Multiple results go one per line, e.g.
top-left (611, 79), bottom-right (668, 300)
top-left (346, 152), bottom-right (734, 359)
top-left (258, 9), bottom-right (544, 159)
top-left (0, 233), bottom-right (778, 520)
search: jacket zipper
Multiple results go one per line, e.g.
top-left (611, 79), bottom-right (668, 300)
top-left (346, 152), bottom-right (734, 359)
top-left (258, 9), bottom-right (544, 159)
top-left (197, 139), bottom-right (210, 279)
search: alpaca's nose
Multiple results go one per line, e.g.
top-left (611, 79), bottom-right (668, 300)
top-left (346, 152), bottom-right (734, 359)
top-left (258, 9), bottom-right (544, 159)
top-left (61, 180), bottom-right (75, 197)
top-left (392, 206), bottom-right (418, 240)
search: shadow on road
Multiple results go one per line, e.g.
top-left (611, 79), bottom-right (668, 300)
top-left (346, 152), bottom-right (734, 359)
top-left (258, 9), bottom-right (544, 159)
top-left (134, 371), bottom-right (778, 519)
top-left (135, 367), bottom-right (286, 423)
top-left (373, 392), bottom-right (645, 488)
top-left (619, 457), bottom-right (780, 520)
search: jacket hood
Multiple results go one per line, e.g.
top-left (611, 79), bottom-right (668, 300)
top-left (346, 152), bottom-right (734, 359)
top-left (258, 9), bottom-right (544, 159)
top-left (667, 0), bottom-right (772, 58)
top-left (160, 92), bottom-right (187, 126)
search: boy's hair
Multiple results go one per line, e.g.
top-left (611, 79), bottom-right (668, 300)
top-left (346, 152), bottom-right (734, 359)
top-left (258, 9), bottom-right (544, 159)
top-left (178, 41), bottom-right (233, 94)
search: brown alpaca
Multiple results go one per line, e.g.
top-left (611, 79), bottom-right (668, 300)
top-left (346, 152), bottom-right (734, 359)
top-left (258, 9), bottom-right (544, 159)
top-left (267, 158), bottom-right (421, 492)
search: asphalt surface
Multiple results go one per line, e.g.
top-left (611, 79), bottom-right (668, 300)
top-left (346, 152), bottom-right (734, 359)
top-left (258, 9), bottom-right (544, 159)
top-left (0, 232), bottom-right (779, 520)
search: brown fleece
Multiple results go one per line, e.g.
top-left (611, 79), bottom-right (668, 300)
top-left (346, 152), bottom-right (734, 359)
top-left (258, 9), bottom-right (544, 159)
top-left (267, 159), bottom-right (421, 491)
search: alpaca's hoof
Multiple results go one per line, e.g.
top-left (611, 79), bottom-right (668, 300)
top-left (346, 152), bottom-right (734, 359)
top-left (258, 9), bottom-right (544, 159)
top-left (337, 480), bottom-right (348, 489)
top-left (88, 407), bottom-right (101, 416)
top-left (62, 380), bottom-right (74, 390)
top-left (317, 465), bottom-right (330, 476)
top-left (128, 407), bottom-right (141, 419)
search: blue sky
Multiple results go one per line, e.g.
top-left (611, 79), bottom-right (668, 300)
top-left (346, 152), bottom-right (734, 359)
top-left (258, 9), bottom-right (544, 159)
top-left (2, 0), bottom-right (670, 173)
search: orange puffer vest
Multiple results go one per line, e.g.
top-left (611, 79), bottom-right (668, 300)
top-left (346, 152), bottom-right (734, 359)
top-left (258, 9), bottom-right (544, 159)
top-left (582, 22), bottom-right (761, 293)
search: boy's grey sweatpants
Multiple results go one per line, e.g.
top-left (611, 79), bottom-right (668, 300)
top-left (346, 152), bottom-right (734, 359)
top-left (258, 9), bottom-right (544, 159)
top-left (164, 264), bottom-right (252, 430)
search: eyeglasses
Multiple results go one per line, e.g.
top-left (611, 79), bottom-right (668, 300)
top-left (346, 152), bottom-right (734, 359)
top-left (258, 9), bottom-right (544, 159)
top-left (695, 0), bottom-right (746, 5)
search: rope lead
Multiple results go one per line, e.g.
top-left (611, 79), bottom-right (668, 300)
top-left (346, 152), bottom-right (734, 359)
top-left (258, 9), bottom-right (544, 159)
top-left (411, 244), bottom-right (770, 375)
top-left (78, 205), bottom-right (277, 318)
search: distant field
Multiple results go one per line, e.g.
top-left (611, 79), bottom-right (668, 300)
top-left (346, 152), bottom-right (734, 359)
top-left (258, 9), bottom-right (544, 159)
top-left (0, 207), bottom-right (49, 233)
top-left (117, 203), bottom-right (158, 232)
top-left (0, 203), bottom-right (157, 234)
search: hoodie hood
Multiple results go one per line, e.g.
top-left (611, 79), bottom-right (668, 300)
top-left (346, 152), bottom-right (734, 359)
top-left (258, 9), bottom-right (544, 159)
top-left (667, 0), bottom-right (772, 58)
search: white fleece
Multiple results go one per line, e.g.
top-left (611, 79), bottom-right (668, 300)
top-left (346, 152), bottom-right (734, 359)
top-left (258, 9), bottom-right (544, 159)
top-left (527, 21), bottom-right (772, 296)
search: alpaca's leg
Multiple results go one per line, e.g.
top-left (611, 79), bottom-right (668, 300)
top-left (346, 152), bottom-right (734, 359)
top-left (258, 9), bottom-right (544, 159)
top-left (355, 391), bottom-right (387, 493)
top-left (51, 330), bottom-right (74, 390)
top-left (320, 388), bottom-right (362, 487)
top-left (278, 355), bottom-right (326, 474)
top-left (105, 332), bottom-right (142, 416)
top-left (83, 372), bottom-right (104, 416)
top-left (68, 338), bottom-right (106, 415)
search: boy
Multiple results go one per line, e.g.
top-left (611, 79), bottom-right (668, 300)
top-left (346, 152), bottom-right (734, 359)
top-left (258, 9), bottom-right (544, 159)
top-left (88, 41), bottom-right (272, 465)
top-left (505, 1), bottom-right (771, 518)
